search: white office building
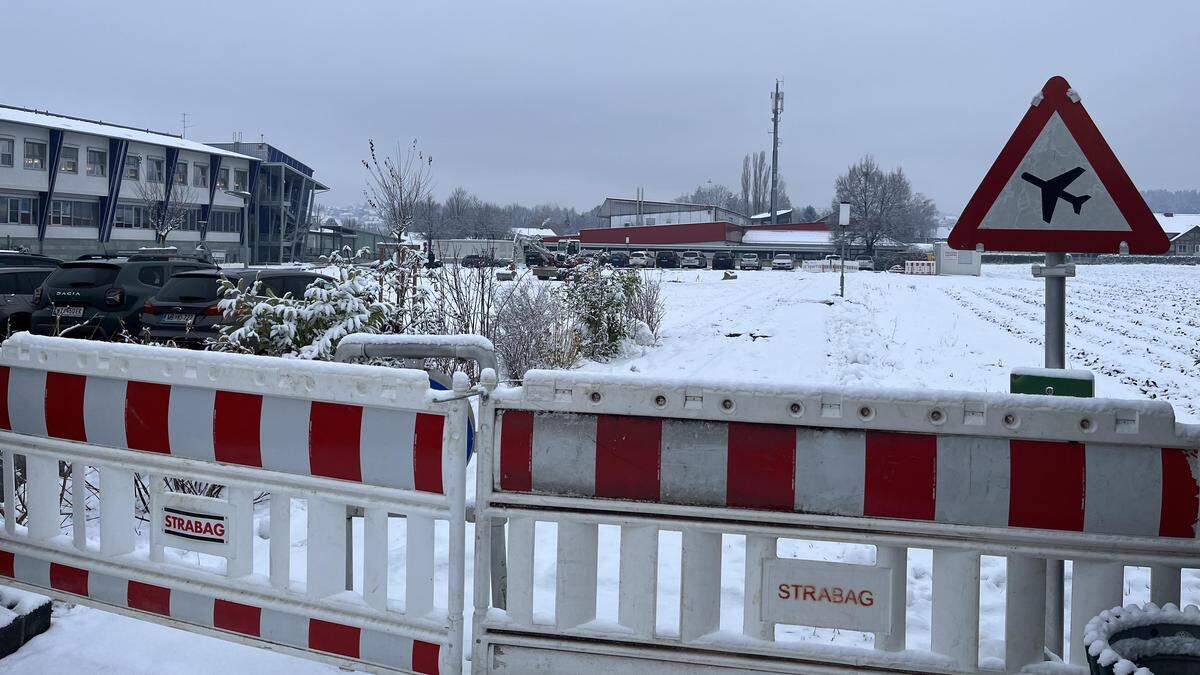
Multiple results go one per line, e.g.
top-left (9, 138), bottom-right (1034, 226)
top-left (0, 104), bottom-right (300, 263)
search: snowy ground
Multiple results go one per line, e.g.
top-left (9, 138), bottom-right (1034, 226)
top-left (6, 264), bottom-right (1199, 673)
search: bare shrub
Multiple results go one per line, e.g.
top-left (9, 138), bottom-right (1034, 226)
top-left (494, 277), bottom-right (578, 381)
top-left (627, 271), bottom-right (665, 339)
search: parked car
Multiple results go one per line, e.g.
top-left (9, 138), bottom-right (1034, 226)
top-left (460, 254), bottom-right (498, 268)
top-left (739, 253), bottom-right (761, 270)
top-left (142, 269), bottom-right (334, 345)
top-left (710, 251), bottom-right (736, 270)
top-left (680, 251), bottom-right (706, 269)
top-left (0, 267), bottom-right (54, 336)
top-left (771, 253), bottom-right (795, 270)
top-left (856, 257), bottom-right (876, 271)
top-left (31, 253), bottom-right (216, 339)
top-left (629, 251), bottom-right (653, 268)
top-left (608, 251), bottom-right (630, 268)
top-left (655, 250), bottom-right (681, 269)
top-left (0, 251), bottom-right (60, 268)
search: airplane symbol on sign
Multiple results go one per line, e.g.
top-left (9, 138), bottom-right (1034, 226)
top-left (1020, 167), bottom-right (1091, 223)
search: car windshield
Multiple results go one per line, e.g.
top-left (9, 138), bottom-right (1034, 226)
top-left (741, 254), bottom-right (757, 259)
top-left (47, 264), bottom-right (119, 288)
top-left (156, 276), bottom-right (223, 302)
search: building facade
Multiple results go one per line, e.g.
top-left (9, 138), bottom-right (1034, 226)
top-left (0, 105), bottom-right (256, 261)
top-left (598, 197), bottom-right (750, 228)
top-left (207, 142), bottom-right (327, 264)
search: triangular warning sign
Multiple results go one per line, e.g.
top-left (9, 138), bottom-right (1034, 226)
top-left (949, 76), bottom-right (1167, 254)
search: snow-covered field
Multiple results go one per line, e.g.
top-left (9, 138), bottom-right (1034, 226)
top-left (6, 264), bottom-right (1199, 673)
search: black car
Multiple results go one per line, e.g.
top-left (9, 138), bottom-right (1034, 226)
top-left (608, 252), bottom-right (630, 268)
top-left (711, 251), bottom-right (736, 270)
top-left (0, 267), bottom-right (54, 336)
top-left (0, 251), bottom-right (60, 268)
top-left (460, 254), bottom-right (497, 268)
top-left (31, 254), bottom-right (216, 339)
top-left (141, 268), bottom-right (334, 345)
top-left (655, 250), bottom-right (681, 269)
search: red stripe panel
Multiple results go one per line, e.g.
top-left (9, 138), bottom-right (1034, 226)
top-left (595, 415), bottom-right (662, 500)
top-left (309, 618), bottom-right (360, 658)
top-left (308, 402), bottom-right (362, 481)
top-left (45, 372), bottom-right (87, 441)
top-left (214, 599), bottom-right (261, 637)
top-left (0, 550), bottom-right (12, 578)
top-left (1160, 448), bottom-right (1199, 538)
top-left (864, 432), bottom-right (938, 521)
top-left (213, 391), bottom-right (263, 467)
top-left (498, 410), bottom-right (533, 492)
top-left (1009, 439), bottom-right (1085, 531)
top-left (0, 366), bottom-right (10, 430)
top-left (125, 381), bottom-right (172, 453)
top-left (49, 562), bottom-right (89, 596)
top-left (413, 413), bottom-right (445, 494)
top-left (127, 580), bottom-right (171, 615)
top-left (412, 640), bottom-right (441, 675)
top-left (726, 422), bottom-right (795, 510)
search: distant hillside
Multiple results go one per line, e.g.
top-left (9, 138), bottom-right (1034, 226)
top-left (1142, 189), bottom-right (1200, 214)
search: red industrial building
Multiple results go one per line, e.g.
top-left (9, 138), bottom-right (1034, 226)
top-left (545, 220), bottom-right (903, 258)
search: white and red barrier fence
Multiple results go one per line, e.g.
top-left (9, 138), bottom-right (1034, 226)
top-left (472, 370), bottom-right (1199, 674)
top-left (0, 333), bottom-right (470, 674)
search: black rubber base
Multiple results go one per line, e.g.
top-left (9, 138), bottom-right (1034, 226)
top-left (0, 590), bottom-right (53, 659)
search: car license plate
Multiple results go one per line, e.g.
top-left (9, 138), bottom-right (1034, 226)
top-left (54, 306), bottom-right (84, 318)
top-left (163, 313), bottom-right (194, 324)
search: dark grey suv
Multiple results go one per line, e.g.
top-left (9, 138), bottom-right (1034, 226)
top-left (0, 267), bottom-right (54, 336)
top-left (141, 268), bottom-right (333, 346)
top-left (31, 254), bottom-right (216, 339)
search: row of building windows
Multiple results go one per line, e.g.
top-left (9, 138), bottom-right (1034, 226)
top-left (112, 204), bottom-right (242, 233)
top-left (0, 137), bottom-right (247, 191)
top-left (0, 197), bottom-right (37, 225)
top-left (0, 194), bottom-right (240, 232)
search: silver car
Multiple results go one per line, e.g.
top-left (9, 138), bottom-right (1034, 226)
top-left (771, 253), bottom-right (795, 270)
top-left (0, 266), bottom-right (54, 336)
top-left (739, 253), bottom-right (761, 270)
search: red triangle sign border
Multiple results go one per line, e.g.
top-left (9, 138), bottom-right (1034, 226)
top-left (949, 76), bottom-right (1168, 255)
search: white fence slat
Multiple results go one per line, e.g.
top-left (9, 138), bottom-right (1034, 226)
top-left (24, 454), bottom-right (59, 540)
top-left (617, 524), bottom-right (658, 636)
top-left (931, 549), bottom-right (979, 668)
top-left (148, 474), bottom-right (164, 563)
top-left (362, 507), bottom-right (388, 611)
top-left (306, 497), bottom-right (346, 598)
top-left (1045, 559), bottom-right (1064, 655)
top-left (99, 466), bottom-right (135, 556)
top-left (506, 517), bottom-right (535, 626)
top-left (2, 448), bottom-right (14, 535)
top-left (1150, 564), bottom-right (1181, 607)
top-left (70, 461), bottom-right (86, 550)
top-left (1005, 554), bottom-right (1047, 672)
top-left (269, 492), bottom-right (291, 590)
top-left (227, 487), bottom-right (253, 578)
top-left (742, 535), bottom-right (775, 641)
top-left (1068, 560), bottom-right (1123, 666)
top-left (875, 545), bottom-right (907, 651)
top-left (555, 521), bottom-right (598, 630)
top-left (406, 514), bottom-right (435, 617)
top-left (679, 529), bottom-right (721, 642)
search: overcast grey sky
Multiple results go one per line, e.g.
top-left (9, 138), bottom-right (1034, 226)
top-left (9, 1), bottom-right (1199, 214)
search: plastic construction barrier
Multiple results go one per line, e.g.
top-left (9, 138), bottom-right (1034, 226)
top-left (0, 333), bottom-right (470, 675)
top-left (471, 370), bottom-right (1199, 674)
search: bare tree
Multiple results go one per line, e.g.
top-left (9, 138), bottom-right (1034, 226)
top-left (833, 155), bottom-right (939, 255)
top-left (362, 139), bottom-right (434, 240)
top-left (134, 179), bottom-right (200, 245)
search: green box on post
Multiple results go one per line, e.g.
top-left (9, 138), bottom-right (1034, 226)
top-left (1009, 367), bottom-right (1094, 398)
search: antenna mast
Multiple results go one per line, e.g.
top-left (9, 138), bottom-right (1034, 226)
top-left (769, 79), bottom-right (784, 224)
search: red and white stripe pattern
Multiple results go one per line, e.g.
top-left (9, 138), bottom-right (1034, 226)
top-left (498, 411), bottom-right (1200, 539)
top-left (0, 548), bottom-right (440, 674)
top-left (0, 366), bottom-right (446, 493)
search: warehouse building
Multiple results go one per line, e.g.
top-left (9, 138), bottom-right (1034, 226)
top-left (0, 104), bottom-right (327, 264)
top-left (597, 197), bottom-right (750, 228)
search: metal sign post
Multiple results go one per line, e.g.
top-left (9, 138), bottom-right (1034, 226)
top-left (1033, 252), bottom-right (1074, 369)
top-left (838, 202), bottom-right (850, 297)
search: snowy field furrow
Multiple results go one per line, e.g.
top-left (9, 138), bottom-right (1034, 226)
top-left (7, 264), bottom-right (1200, 673)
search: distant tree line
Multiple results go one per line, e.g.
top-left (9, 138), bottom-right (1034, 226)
top-left (1142, 189), bottom-right (1200, 214)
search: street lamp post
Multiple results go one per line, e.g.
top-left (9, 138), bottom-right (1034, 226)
top-left (224, 189), bottom-right (253, 269)
top-left (838, 202), bottom-right (850, 297)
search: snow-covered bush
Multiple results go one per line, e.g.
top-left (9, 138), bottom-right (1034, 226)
top-left (626, 271), bottom-right (665, 339)
top-left (558, 264), bottom-right (646, 360)
top-left (494, 278), bottom-right (578, 381)
top-left (211, 247), bottom-right (400, 360)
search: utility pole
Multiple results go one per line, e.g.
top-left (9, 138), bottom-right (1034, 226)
top-left (769, 79), bottom-right (784, 224)
top-left (180, 113), bottom-right (192, 138)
